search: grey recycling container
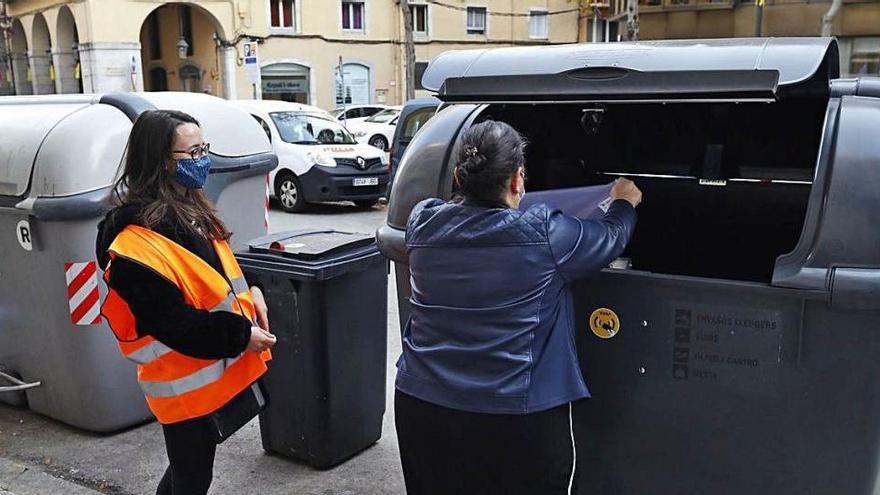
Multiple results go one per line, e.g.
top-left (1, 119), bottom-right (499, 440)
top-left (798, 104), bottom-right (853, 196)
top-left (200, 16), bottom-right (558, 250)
top-left (236, 230), bottom-right (387, 469)
top-left (378, 38), bottom-right (880, 494)
top-left (0, 92), bottom-right (276, 432)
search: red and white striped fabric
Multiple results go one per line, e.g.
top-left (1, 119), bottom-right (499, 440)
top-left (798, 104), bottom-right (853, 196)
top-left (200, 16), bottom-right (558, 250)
top-left (65, 261), bottom-right (102, 326)
top-left (264, 174), bottom-right (270, 230)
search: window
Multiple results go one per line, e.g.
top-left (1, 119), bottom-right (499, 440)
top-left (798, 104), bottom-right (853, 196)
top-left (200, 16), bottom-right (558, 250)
top-left (269, 112), bottom-right (358, 145)
top-left (529, 9), bottom-right (549, 40)
top-left (270, 0), bottom-right (295, 29)
top-left (181, 5), bottom-right (194, 56)
top-left (410, 4), bottom-right (428, 35)
top-left (362, 107), bottom-right (383, 118)
top-left (414, 61), bottom-right (429, 90)
top-left (342, 1), bottom-right (365, 31)
top-left (366, 109), bottom-right (400, 124)
top-left (466, 7), bottom-right (486, 34)
top-left (335, 63), bottom-right (371, 105)
top-left (401, 106), bottom-right (437, 141)
top-left (149, 67), bottom-right (167, 91)
top-left (252, 115), bottom-right (273, 142)
top-left (147, 12), bottom-right (161, 60)
top-left (850, 38), bottom-right (880, 76)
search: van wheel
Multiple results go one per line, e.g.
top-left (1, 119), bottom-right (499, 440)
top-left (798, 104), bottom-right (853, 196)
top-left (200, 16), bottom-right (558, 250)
top-left (354, 200), bottom-right (378, 209)
top-left (368, 135), bottom-right (388, 151)
top-left (276, 173), bottom-right (307, 213)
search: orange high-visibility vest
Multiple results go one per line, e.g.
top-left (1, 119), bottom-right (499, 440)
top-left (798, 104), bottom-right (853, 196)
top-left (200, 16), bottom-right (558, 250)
top-left (101, 224), bottom-right (270, 425)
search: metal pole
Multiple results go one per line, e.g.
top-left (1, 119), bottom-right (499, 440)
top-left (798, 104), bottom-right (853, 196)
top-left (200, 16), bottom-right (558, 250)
top-left (401, 0), bottom-right (415, 100)
top-left (754, 0), bottom-right (764, 37)
top-left (822, 0), bottom-right (843, 38)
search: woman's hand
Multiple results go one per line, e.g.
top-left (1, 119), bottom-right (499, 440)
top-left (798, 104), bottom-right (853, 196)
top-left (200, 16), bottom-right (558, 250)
top-left (610, 178), bottom-right (643, 208)
top-left (247, 326), bottom-right (276, 353)
top-left (250, 286), bottom-right (270, 333)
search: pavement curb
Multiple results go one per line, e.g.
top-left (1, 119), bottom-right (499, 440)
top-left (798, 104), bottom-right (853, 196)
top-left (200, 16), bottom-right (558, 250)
top-left (0, 457), bottom-right (103, 495)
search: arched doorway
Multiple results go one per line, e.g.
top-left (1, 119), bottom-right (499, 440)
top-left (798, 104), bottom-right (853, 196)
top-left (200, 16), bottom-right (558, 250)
top-left (55, 6), bottom-right (83, 94)
top-left (31, 14), bottom-right (55, 95)
top-left (139, 3), bottom-right (226, 95)
top-left (262, 62), bottom-right (311, 104)
top-left (10, 19), bottom-right (31, 95)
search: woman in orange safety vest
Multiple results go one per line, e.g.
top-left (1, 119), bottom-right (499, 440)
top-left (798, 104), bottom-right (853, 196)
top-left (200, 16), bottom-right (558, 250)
top-left (96, 110), bottom-right (276, 495)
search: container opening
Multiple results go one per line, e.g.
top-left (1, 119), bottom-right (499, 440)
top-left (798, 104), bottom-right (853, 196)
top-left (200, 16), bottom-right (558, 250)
top-left (474, 97), bottom-right (827, 283)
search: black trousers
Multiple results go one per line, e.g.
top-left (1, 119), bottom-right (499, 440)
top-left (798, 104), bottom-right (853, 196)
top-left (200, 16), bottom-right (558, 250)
top-left (156, 415), bottom-right (218, 495)
top-left (395, 390), bottom-right (576, 495)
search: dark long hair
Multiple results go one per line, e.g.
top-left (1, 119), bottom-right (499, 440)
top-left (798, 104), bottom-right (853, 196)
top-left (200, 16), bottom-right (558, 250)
top-left (112, 110), bottom-right (230, 240)
top-left (454, 120), bottom-right (527, 205)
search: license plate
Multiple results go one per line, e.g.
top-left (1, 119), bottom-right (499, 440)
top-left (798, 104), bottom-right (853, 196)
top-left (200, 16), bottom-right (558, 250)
top-left (353, 177), bottom-right (379, 187)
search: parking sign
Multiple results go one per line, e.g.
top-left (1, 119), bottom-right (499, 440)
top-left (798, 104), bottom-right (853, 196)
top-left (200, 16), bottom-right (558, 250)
top-left (244, 42), bottom-right (260, 84)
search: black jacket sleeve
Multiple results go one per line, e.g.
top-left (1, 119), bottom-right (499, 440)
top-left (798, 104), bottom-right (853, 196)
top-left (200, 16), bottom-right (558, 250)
top-left (107, 257), bottom-right (251, 360)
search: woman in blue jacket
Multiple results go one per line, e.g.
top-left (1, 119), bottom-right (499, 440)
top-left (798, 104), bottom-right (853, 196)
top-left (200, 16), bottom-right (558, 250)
top-left (395, 120), bottom-right (641, 495)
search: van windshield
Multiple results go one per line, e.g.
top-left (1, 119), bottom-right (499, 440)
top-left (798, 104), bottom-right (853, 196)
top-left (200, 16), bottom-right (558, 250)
top-left (270, 112), bottom-right (357, 145)
top-left (366, 109), bottom-right (400, 123)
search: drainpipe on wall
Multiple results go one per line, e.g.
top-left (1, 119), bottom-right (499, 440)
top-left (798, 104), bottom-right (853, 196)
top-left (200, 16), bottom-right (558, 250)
top-left (822, 0), bottom-right (843, 38)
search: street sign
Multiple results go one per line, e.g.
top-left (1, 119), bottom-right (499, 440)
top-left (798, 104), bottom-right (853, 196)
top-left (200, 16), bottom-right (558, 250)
top-left (244, 41), bottom-right (260, 84)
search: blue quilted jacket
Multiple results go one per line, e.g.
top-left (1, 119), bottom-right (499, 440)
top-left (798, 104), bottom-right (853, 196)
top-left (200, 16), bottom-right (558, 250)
top-left (396, 198), bottom-right (637, 414)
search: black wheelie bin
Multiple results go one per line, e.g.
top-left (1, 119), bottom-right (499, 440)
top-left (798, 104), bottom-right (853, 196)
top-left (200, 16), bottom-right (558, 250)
top-left (236, 230), bottom-right (388, 469)
top-left (377, 38), bottom-right (880, 495)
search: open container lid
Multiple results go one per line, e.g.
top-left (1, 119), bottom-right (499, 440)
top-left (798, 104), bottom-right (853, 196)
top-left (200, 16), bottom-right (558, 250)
top-left (422, 38), bottom-right (840, 103)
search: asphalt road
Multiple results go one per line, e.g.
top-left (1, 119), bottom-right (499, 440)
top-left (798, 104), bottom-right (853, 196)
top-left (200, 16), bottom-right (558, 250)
top-left (0, 202), bottom-right (405, 495)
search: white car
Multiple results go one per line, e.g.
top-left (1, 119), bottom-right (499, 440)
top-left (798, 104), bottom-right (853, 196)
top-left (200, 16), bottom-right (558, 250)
top-left (347, 107), bottom-right (402, 151)
top-left (234, 100), bottom-right (390, 212)
top-left (332, 105), bottom-right (390, 126)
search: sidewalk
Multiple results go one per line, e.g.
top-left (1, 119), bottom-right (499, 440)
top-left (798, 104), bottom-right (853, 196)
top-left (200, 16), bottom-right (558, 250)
top-left (0, 457), bottom-right (103, 495)
top-left (0, 271), bottom-right (405, 495)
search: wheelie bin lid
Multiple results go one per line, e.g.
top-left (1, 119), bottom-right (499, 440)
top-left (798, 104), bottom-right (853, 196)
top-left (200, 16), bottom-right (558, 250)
top-left (237, 230), bottom-right (382, 281)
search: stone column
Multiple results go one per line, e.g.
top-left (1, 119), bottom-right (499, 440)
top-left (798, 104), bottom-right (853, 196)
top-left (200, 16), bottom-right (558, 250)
top-left (52, 47), bottom-right (81, 94)
top-left (78, 41), bottom-right (143, 93)
top-left (221, 45), bottom-right (237, 100)
top-left (11, 53), bottom-right (32, 95)
top-left (29, 50), bottom-right (55, 95)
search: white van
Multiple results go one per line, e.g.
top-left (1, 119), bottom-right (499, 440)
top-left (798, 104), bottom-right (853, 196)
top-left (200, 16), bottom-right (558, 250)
top-left (234, 100), bottom-right (389, 212)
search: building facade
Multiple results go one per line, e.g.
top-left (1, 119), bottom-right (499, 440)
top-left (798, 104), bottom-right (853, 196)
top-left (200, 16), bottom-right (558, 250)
top-left (633, 0), bottom-right (880, 77)
top-left (0, 0), bottom-right (579, 109)
top-left (3, 1), bottom-right (878, 107)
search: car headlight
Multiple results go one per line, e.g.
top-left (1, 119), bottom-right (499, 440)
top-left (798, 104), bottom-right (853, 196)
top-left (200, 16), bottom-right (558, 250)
top-left (307, 152), bottom-right (336, 167)
top-left (353, 131), bottom-right (367, 138)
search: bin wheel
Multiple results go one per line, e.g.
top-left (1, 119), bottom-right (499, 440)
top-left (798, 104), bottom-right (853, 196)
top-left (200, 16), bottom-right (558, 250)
top-left (276, 173), bottom-right (307, 213)
top-left (354, 199), bottom-right (378, 209)
top-left (368, 135), bottom-right (388, 151)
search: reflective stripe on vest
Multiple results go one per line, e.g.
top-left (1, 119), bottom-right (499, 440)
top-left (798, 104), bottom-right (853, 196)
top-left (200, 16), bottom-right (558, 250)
top-left (140, 355), bottom-right (242, 398)
top-left (100, 225), bottom-right (269, 424)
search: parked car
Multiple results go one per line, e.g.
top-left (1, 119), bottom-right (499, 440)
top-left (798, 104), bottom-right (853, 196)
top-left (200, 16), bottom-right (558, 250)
top-left (332, 105), bottom-right (390, 126)
top-left (347, 106), bottom-right (402, 151)
top-left (234, 99), bottom-right (389, 212)
top-left (388, 97), bottom-right (440, 196)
